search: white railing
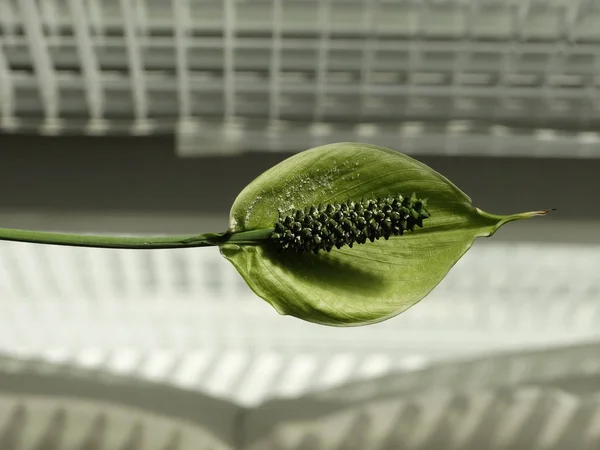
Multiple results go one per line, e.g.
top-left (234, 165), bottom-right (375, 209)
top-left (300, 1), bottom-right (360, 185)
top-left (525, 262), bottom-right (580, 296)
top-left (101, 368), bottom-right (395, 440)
top-left (1, 0), bottom-right (600, 156)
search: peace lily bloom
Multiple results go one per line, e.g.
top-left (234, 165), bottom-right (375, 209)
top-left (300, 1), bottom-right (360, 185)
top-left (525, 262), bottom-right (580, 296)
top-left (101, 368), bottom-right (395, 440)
top-left (0, 143), bottom-right (550, 326)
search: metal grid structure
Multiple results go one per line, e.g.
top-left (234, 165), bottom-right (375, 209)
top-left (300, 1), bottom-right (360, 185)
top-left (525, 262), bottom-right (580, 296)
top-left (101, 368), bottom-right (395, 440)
top-left (246, 388), bottom-right (600, 449)
top-left (1, 238), bottom-right (599, 406)
top-left (0, 396), bottom-right (231, 450)
top-left (1, 0), bottom-right (600, 156)
top-left (2, 342), bottom-right (600, 449)
top-left (0, 354), bottom-right (239, 449)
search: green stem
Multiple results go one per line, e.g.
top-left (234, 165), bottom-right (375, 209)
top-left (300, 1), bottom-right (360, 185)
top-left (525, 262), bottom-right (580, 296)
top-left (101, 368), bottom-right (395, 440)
top-left (0, 227), bottom-right (274, 250)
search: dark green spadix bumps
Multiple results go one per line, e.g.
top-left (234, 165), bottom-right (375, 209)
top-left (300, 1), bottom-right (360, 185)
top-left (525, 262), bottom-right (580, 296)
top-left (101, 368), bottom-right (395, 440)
top-left (271, 193), bottom-right (430, 254)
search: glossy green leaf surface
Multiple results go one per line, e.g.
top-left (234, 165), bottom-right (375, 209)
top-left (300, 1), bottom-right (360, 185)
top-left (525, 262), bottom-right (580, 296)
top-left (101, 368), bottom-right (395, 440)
top-left (220, 143), bottom-right (548, 327)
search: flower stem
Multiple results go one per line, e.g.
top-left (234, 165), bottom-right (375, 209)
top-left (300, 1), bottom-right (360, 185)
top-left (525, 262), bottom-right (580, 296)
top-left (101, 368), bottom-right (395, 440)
top-left (0, 227), bottom-right (274, 250)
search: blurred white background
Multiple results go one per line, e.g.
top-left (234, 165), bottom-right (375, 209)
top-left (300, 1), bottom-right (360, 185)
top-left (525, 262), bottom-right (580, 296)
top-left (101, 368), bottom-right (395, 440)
top-left (1, 0), bottom-right (600, 448)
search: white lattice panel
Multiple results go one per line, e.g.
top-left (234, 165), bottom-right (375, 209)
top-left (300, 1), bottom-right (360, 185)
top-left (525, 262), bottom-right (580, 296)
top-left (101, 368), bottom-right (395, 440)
top-left (2, 343), bottom-right (600, 449)
top-left (1, 238), bottom-right (599, 405)
top-left (0, 395), bottom-right (230, 450)
top-left (1, 0), bottom-right (600, 157)
top-left (246, 388), bottom-right (600, 450)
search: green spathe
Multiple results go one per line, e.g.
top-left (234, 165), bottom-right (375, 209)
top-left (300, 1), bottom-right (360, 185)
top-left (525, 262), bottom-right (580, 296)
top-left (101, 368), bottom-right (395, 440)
top-left (220, 142), bottom-right (549, 326)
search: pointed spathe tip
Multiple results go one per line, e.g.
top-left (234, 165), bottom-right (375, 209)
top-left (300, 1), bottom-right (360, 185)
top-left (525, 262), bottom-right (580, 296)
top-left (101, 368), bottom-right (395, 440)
top-left (537, 208), bottom-right (557, 216)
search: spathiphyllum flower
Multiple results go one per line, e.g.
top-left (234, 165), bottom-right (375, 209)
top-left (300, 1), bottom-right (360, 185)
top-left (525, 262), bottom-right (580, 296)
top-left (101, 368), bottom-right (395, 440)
top-left (0, 143), bottom-right (551, 326)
